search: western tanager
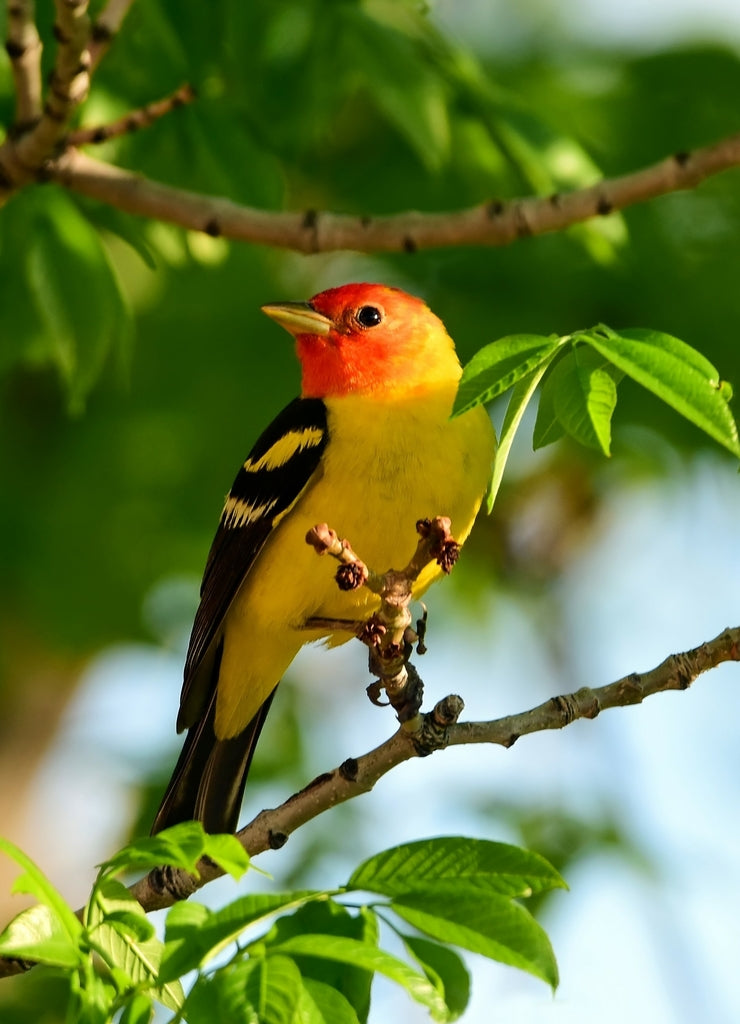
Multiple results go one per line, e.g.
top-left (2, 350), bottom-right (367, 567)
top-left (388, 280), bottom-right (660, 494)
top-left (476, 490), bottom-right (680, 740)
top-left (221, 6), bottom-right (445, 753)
top-left (152, 283), bottom-right (495, 834)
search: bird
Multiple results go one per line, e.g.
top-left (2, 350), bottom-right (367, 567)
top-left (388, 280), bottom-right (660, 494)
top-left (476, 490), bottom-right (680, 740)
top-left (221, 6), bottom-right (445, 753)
top-left (151, 282), bottom-right (496, 835)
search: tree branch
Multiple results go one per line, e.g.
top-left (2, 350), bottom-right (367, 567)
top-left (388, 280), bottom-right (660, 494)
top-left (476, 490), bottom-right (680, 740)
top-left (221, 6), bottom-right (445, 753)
top-left (119, 624), bottom-right (740, 913)
top-left (0, 624), bottom-right (736, 978)
top-left (0, 0), bottom-right (91, 188)
top-left (88, 0), bottom-right (135, 70)
top-left (2, 7), bottom-right (740, 253)
top-left (46, 132), bottom-right (740, 253)
top-left (4, 0), bottom-right (42, 128)
top-left (66, 82), bottom-right (195, 147)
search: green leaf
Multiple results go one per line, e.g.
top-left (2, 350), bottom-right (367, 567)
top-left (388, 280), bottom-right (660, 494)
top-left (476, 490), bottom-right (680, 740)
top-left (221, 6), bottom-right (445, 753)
top-left (348, 837), bottom-right (565, 899)
top-left (88, 879), bottom-right (183, 1013)
top-left (98, 909), bottom-right (155, 944)
top-left (391, 893), bottom-right (559, 990)
top-left (487, 366), bottom-right (552, 513)
top-left (119, 992), bottom-right (153, 1024)
top-left (185, 959), bottom-right (261, 1024)
top-left (0, 837), bottom-right (83, 951)
top-left (159, 890), bottom-right (323, 983)
top-left (256, 954), bottom-right (305, 1024)
top-left (550, 348), bottom-right (618, 455)
top-left (582, 326), bottom-right (740, 457)
top-left (267, 934), bottom-right (449, 1022)
top-left (186, 955), bottom-right (307, 1024)
top-left (201, 832), bottom-right (250, 880)
top-left (401, 934), bottom-right (470, 1021)
top-left (261, 900), bottom-right (376, 1024)
top-left (453, 334), bottom-right (565, 417)
top-left (532, 370), bottom-right (568, 450)
top-left (24, 188), bottom-right (133, 412)
top-left (69, 969), bottom-right (118, 1024)
top-left (0, 904), bottom-right (82, 968)
top-left (99, 821), bottom-right (215, 877)
top-left (299, 977), bottom-right (361, 1024)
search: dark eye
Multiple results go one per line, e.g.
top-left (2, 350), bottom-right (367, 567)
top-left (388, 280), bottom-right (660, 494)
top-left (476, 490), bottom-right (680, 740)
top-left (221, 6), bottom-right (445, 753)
top-left (355, 305), bottom-right (383, 328)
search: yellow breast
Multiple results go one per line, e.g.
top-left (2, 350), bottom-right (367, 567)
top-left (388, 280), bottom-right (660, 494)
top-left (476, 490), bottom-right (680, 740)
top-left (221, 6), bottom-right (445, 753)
top-left (215, 384), bottom-right (494, 738)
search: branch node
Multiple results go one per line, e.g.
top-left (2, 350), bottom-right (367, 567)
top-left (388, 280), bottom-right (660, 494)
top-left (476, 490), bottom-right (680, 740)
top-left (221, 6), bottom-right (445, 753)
top-left (149, 865), bottom-right (198, 901)
top-left (268, 830), bottom-right (288, 850)
top-left (339, 757), bottom-right (359, 782)
top-left (4, 39), bottom-right (26, 59)
top-left (414, 693), bottom-right (464, 754)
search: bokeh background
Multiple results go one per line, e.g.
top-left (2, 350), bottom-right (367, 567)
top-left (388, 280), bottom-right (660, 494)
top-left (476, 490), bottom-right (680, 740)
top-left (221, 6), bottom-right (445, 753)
top-left (1, 0), bottom-right (739, 1020)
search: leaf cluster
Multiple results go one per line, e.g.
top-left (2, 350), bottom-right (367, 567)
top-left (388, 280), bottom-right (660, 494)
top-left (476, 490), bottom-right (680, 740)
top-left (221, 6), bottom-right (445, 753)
top-left (0, 827), bottom-right (565, 1023)
top-left (453, 323), bottom-right (739, 512)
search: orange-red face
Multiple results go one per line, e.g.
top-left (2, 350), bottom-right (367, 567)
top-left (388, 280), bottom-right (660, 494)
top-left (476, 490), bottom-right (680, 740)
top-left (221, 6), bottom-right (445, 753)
top-left (262, 283), bottom-right (458, 398)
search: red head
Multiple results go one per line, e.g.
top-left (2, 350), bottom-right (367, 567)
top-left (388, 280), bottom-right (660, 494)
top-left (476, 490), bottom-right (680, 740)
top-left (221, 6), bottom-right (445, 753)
top-left (262, 283), bottom-right (461, 398)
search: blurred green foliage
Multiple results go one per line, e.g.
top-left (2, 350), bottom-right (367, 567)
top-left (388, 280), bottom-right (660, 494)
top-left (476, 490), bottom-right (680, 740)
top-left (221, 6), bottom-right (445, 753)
top-left (1, 0), bottom-right (739, 662)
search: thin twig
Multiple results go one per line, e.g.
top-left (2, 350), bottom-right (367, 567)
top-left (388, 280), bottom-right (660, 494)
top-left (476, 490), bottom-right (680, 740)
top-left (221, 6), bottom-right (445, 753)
top-left (88, 0), bottom-right (135, 70)
top-left (44, 131), bottom-right (740, 252)
top-left (4, 0), bottom-right (43, 128)
top-left (66, 82), bottom-right (195, 147)
top-left (448, 626), bottom-right (740, 749)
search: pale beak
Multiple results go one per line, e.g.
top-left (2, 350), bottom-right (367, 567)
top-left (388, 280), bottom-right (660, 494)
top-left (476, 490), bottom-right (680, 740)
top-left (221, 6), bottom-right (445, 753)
top-left (261, 301), bottom-right (332, 337)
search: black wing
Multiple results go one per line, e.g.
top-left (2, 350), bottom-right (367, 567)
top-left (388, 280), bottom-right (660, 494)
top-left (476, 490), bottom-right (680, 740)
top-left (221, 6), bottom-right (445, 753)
top-left (177, 396), bottom-right (328, 731)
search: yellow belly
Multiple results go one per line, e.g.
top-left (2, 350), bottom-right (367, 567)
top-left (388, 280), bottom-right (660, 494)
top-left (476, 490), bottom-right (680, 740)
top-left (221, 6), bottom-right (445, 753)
top-left (215, 386), bottom-right (494, 738)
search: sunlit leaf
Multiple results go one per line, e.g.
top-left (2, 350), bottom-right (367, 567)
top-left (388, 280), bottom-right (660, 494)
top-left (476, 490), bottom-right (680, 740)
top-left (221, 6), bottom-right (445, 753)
top-left (391, 893), bottom-right (559, 990)
top-left (261, 900), bottom-right (376, 1024)
top-left (160, 890), bottom-right (323, 983)
top-left (401, 934), bottom-right (470, 1021)
top-left (89, 879), bottom-right (183, 1012)
top-left (487, 364), bottom-right (552, 513)
top-left (348, 837), bottom-right (565, 899)
top-left (267, 935), bottom-right (449, 1021)
top-left (119, 992), bottom-right (154, 1024)
top-left (0, 904), bottom-right (82, 968)
top-left (550, 348), bottom-right (618, 455)
top-left (454, 334), bottom-right (565, 417)
top-left (298, 977), bottom-right (361, 1024)
top-left (0, 837), bottom-right (83, 950)
top-left (582, 326), bottom-right (740, 457)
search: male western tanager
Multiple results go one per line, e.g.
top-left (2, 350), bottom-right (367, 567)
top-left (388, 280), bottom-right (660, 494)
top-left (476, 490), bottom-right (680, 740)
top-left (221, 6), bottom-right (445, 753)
top-left (152, 283), bottom-right (495, 835)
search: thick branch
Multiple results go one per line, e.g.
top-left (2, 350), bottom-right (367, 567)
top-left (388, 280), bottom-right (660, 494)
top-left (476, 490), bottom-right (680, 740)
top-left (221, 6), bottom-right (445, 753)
top-left (4, 0), bottom-right (42, 127)
top-left (48, 132), bottom-right (740, 253)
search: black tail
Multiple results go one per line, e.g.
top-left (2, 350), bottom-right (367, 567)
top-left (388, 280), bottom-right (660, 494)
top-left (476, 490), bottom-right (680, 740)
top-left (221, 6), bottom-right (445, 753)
top-left (151, 687), bottom-right (277, 835)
